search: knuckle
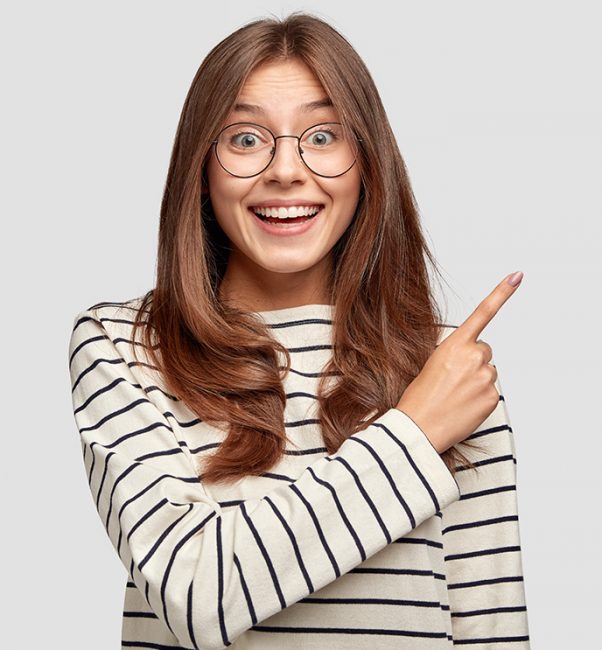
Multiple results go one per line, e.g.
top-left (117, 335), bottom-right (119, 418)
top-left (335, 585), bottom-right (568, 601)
top-left (476, 338), bottom-right (494, 363)
top-left (483, 364), bottom-right (493, 390)
top-left (488, 386), bottom-right (501, 409)
top-left (475, 365), bottom-right (490, 386)
top-left (479, 344), bottom-right (492, 363)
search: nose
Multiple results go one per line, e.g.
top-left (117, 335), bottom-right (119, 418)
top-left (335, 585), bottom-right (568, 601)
top-left (261, 135), bottom-right (308, 183)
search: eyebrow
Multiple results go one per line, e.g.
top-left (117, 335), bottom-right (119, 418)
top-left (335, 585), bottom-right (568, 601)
top-left (232, 97), bottom-right (334, 115)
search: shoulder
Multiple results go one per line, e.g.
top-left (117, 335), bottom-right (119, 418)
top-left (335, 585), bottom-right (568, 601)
top-left (71, 293), bottom-right (151, 335)
top-left (68, 291), bottom-right (165, 389)
top-left (69, 292), bottom-right (153, 367)
top-left (73, 293), bottom-right (149, 323)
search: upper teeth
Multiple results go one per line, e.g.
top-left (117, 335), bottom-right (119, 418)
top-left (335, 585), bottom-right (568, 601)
top-left (252, 205), bottom-right (321, 219)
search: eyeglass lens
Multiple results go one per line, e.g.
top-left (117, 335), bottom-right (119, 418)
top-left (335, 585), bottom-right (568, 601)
top-left (215, 123), bottom-right (358, 177)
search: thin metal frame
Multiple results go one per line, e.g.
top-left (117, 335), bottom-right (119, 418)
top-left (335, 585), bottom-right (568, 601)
top-left (210, 121), bottom-right (363, 178)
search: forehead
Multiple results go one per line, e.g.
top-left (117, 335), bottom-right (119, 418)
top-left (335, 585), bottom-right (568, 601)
top-left (232, 97), bottom-right (334, 117)
top-left (229, 59), bottom-right (338, 122)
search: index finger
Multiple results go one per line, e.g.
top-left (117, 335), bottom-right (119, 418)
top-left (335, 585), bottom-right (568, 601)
top-left (454, 271), bottom-right (523, 342)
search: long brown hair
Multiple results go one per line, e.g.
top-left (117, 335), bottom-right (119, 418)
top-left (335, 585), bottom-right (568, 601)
top-left (130, 11), bottom-right (486, 485)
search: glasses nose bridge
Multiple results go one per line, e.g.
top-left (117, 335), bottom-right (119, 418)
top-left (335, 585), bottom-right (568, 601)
top-left (268, 134), bottom-right (307, 178)
top-left (272, 133), bottom-right (303, 157)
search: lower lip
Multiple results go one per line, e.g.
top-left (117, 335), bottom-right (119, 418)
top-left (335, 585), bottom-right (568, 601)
top-left (248, 206), bottom-right (323, 237)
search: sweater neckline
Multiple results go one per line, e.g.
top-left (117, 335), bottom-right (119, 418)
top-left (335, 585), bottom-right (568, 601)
top-left (252, 302), bottom-right (334, 321)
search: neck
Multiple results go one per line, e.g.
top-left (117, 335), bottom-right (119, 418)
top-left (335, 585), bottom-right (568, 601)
top-left (218, 251), bottom-right (334, 312)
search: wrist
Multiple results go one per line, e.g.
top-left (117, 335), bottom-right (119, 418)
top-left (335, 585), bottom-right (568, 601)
top-left (394, 405), bottom-right (446, 454)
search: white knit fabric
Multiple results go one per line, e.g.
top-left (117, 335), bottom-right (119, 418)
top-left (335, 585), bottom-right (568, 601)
top-left (68, 296), bottom-right (530, 649)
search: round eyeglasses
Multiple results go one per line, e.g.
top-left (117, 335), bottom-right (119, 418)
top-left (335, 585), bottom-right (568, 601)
top-left (211, 121), bottom-right (363, 178)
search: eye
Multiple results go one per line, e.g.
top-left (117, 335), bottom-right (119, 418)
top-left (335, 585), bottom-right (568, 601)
top-left (304, 125), bottom-right (340, 147)
top-left (230, 131), bottom-right (261, 149)
top-left (218, 124), bottom-right (272, 152)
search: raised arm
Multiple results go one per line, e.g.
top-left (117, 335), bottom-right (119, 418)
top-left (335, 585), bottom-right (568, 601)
top-left (68, 308), bottom-right (461, 650)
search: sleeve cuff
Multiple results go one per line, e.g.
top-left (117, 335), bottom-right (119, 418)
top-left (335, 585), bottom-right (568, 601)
top-left (380, 407), bottom-right (461, 504)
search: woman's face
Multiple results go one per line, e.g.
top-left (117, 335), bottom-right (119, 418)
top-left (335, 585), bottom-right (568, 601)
top-left (206, 58), bottom-right (362, 308)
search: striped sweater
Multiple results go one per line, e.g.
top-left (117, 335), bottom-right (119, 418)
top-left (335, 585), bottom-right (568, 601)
top-left (67, 296), bottom-right (530, 649)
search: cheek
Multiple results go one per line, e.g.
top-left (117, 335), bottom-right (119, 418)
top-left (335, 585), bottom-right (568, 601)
top-left (330, 171), bottom-right (361, 217)
top-left (206, 158), bottom-right (249, 213)
top-left (206, 156), bottom-right (227, 204)
top-left (331, 166), bottom-right (361, 202)
top-left (347, 167), bottom-right (362, 199)
top-left (332, 175), bottom-right (361, 235)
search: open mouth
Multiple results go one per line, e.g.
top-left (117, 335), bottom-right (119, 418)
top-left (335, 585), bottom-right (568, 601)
top-left (249, 205), bottom-right (324, 225)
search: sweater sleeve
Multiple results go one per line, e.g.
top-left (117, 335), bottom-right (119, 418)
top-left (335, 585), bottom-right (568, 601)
top-left (440, 364), bottom-right (531, 647)
top-left (68, 308), bottom-right (461, 650)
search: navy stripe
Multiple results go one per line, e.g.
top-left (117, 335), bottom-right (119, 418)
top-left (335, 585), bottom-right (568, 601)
top-left (69, 299), bottom-right (529, 648)
top-left (330, 454), bottom-right (393, 543)
top-left (264, 494), bottom-right (315, 593)
top-left (290, 483), bottom-right (341, 578)
top-left (347, 435), bottom-right (419, 528)
top-left (240, 501), bottom-right (287, 608)
top-left (306, 465), bottom-right (367, 561)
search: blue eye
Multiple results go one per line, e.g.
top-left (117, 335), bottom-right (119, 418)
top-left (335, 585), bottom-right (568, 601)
top-left (231, 132), bottom-right (260, 148)
top-left (304, 126), bottom-right (340, 147)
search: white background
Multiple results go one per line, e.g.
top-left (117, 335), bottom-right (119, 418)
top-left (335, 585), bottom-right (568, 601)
top-left (3, 1), bottom-right (600, 647)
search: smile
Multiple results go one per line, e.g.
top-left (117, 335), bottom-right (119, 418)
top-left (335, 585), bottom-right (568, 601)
top-left (248, 205), bottom-right (324, 236)
top-left (251, 205), bottom-right (322, 219)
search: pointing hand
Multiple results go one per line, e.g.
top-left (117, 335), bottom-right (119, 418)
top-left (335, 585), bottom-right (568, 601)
top-left (396, 272), bottom-right (523, 453)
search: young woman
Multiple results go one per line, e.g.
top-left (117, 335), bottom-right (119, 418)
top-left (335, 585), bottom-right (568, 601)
top-left (68, 12), bottom-right (530, 649)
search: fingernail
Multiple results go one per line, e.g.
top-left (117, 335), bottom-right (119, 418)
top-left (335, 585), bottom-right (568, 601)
top-left (507, 271), bottom-right (524, 287)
